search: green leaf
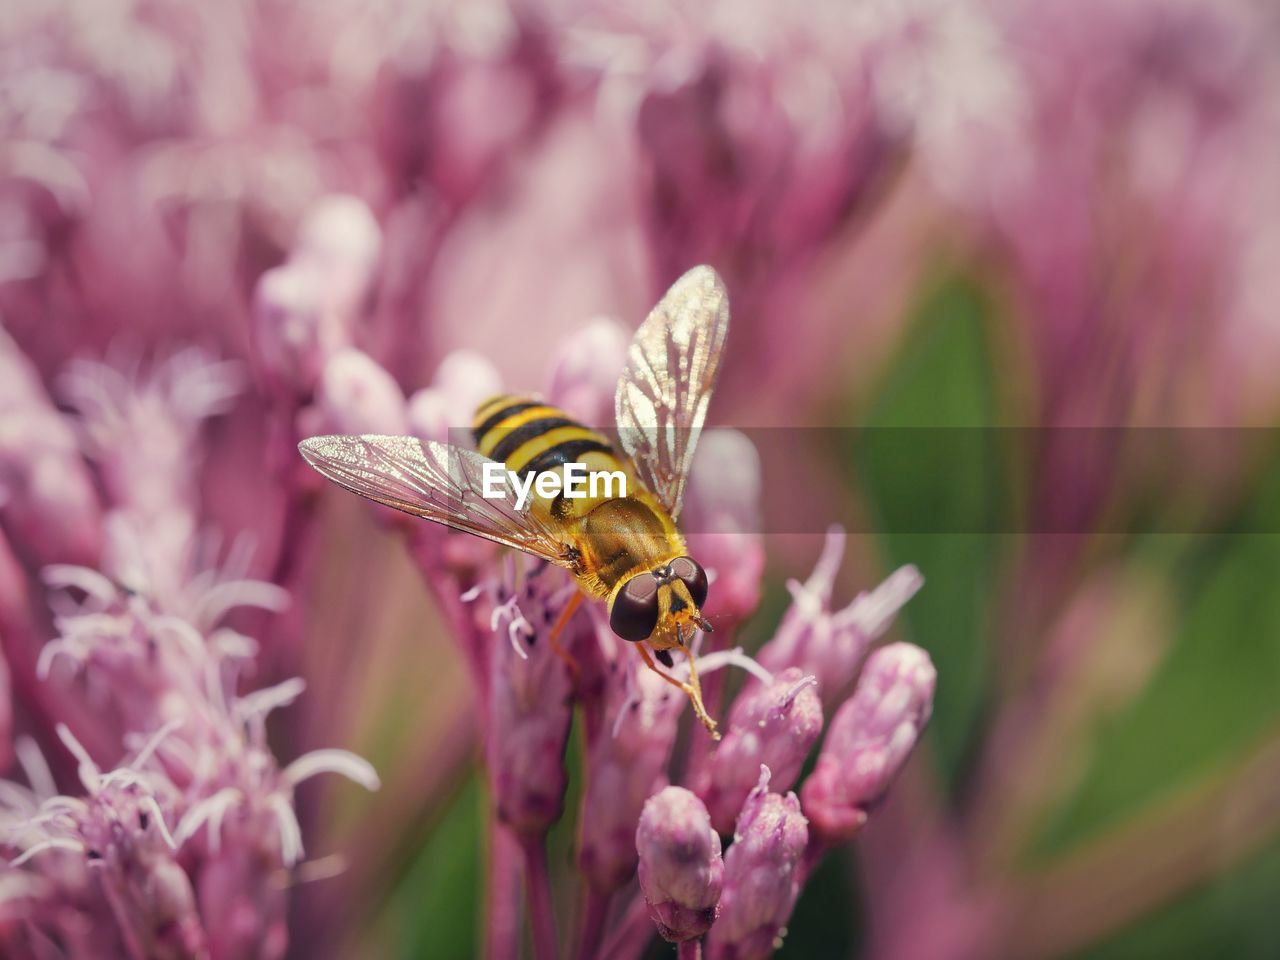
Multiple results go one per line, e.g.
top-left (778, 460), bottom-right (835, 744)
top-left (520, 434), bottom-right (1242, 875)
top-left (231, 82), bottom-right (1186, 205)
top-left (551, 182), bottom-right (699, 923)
top-left (1074, 832), bottom-right (1280, 960)
top-left (1027, 440), bottom-right (1280, 953)
top-left (377, 776), bottom-right (482, 960)
top-left (1034, 529), bottom-right (1280, 853)
top-left (849, 274), bottom-right (1011, 787)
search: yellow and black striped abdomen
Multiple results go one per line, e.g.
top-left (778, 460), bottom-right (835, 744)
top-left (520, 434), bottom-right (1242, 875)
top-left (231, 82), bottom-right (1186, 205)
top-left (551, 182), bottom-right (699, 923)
top-left (470, 395), bottom-right (621, 477)
top-left (471, 395), bottom-right (634, 525)
top-left (472, 394), bottom-right (685, 593)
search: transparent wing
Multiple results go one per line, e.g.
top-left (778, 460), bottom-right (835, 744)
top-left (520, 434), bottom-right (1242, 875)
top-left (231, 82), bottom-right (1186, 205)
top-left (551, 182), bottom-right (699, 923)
top-left (298, 435), bottom-right (575, 566)
top-left (615, 265), bottom-right (730, 522)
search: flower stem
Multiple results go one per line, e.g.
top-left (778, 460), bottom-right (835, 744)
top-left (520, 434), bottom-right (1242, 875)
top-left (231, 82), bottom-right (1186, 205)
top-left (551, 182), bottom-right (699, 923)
top-left (678, 940), bottom-right (703, 960)
top-left (520, 833), bottom-right (558, 960)
top-left (574, 887), bottom-right (610, 960)
top-left (486, 823), bottom-right (521, 960)
top-left (598, 895), bottom-right (654, 960)
top-left (95, 868), bottom-right (148, 960)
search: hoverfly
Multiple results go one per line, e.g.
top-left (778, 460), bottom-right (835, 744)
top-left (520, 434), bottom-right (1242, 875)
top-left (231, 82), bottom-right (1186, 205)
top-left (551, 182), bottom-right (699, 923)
top-left (298, 266), bottom-right (730, 736)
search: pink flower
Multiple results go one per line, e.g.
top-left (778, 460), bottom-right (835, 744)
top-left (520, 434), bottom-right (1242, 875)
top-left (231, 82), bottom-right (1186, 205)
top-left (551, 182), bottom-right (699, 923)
top-left (696, 669), bottom-right (822, 834)
top-left (58, 349), bottom-right (243, 604)
top-left (308, 348), bottom-right (408, 438)
top-left (706, 767), bottom-right (809, 960)
top-left (758, 528), bottom-right (923, 708)
top-left (546, 318), bottom-right (629, 427)
top-left (636, 786), bottom-right (724, 943)
top-left (578, 654), bottom-right (681, 892)
top-left (407, 350), bottom-right (504, 444)
top-left (14, 554), bottom-right (376, 958)
top-left (2, 724), bottom-right (205, 958)
top-left (478, 558), bottom-right (576, 837)
top-left (0, 2), bottom-right (963, 956)
top-left (801, 642), bottom-right (936, 843)
top-left (252, 264), bottom-right (349, 403)
top-left (251, 196), bottom-right (381, 403)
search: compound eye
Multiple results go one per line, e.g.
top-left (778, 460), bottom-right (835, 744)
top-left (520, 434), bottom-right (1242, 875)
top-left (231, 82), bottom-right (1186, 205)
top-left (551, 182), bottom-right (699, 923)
top-left (609, 575), bottom-right (660, 642)
top-left (669, 556), bottom-right (708, 607)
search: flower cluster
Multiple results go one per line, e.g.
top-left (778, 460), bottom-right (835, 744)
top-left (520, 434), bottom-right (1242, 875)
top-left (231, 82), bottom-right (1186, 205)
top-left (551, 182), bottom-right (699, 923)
top-left (0, 346), bottom-right (378, 958)
top-left (0, 155), bottom-right (938, 954)
top-left (282, 290), bottom-right (936, 958)
top-left (0, 0), bottom-right (1275, 954)
top-left (241, 187), bottom-right (940, 956)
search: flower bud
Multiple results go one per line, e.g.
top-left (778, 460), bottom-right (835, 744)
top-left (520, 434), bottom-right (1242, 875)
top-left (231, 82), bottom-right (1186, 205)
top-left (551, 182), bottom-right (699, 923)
top-left (314, 348), bottom-right (407, 436)
top-left (636, 786), bottom-right (724, 942)
top-left (293, 195), bottom-right (382, 318)
top-left (758, 528), bottom-right (922, 707)
top-left (547, 319), bottom-right (628, 425)
top-left (800, 643), bottom-right (935, 842)
top-left (697, 669), bottom-right (822, 834)
top-left (250, 195), bottom-right (380, 401)
top-left (407, 350), bottom-right (503, 443)
top-left (682, 430), bottom-right (765, 627)
top-left (251, 261), bottom-right (344, 398)
top-left (707, 768), bottom-right (808, 960)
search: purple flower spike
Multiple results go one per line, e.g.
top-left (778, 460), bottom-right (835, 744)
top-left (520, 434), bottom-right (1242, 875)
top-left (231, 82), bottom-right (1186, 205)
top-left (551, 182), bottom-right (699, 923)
top-left (707, 767), bottom-right (809, 960)
top-left (579, 658), bottom-right (681, 891)
top-left (801, 643), bottom-right (936, 843)
top-left (636, 786), bottom-right (724, 943)
top-left (2, 724), bottom-right (209, 958)
top-left (758, 528), bottom-right (923, 707)
top-left (483, 560), bottom-right (575, 836)
top-left (697, 668), bottom-right (822, 834)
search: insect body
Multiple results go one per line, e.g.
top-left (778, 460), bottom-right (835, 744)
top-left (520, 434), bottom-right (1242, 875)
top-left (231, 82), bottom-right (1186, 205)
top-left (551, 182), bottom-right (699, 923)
top-left (299, 265), bottom-right (730, 735)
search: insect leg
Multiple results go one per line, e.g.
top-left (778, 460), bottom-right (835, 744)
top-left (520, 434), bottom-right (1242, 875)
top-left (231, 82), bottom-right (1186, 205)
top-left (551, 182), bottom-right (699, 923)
top-left (680, 642), bottom-right (720, 739)
top-left (546, 591), bottom-right (583, 677)
top-left (635, 643), bottom-right (721, 740)
top-left (636, 642), bottom-right (685, 690)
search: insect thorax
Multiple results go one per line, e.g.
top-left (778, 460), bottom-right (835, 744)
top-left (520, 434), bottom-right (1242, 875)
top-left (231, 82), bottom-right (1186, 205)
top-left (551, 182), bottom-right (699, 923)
top-left (574, 496), bottom-right (685, 596)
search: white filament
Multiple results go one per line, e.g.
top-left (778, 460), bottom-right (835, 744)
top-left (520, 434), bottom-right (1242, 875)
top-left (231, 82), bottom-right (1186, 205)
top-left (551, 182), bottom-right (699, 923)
top-left (235, 678), bottom-right (306, 723)
top-left (54, 724), bottom-right (100, 794)
top-left (284, 750), bottom-right (381, 791)
top-left (141, 796), bottom-right (177, 849)
top-left (10, 837), bottom-right (85, 867)
top-left (269, 794), bottom-right (304, 867)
